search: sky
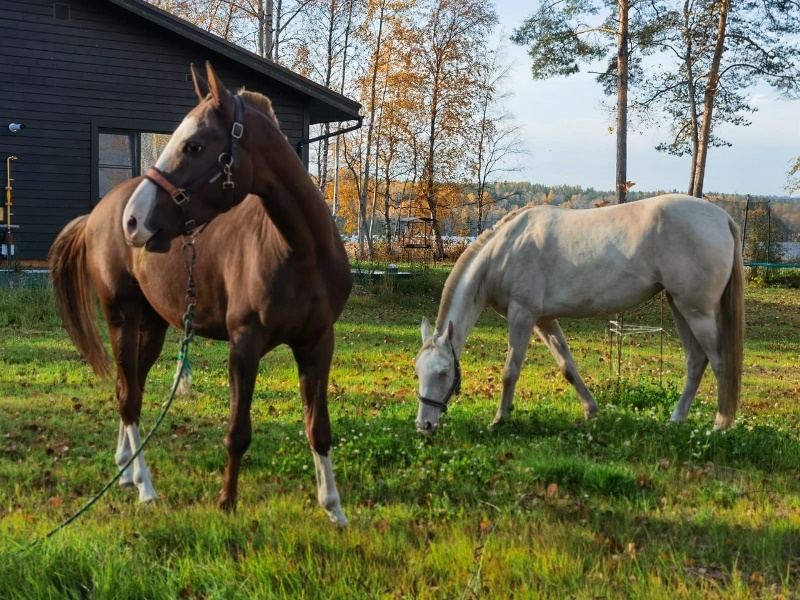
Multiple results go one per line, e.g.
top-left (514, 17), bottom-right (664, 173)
top-left (492, 0), bottom-right (800, 197)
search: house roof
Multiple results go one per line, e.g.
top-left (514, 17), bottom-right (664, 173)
top-left (107, 0), bottom-right (362, 124)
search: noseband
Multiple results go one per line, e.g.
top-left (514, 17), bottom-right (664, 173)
top-left (418, 344), bottom-right (462, 413)
top-left (145, 94), bottom-right (245, 235)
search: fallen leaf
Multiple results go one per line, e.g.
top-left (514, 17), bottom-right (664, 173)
top-left (546, 483), bottom-right (559, 499)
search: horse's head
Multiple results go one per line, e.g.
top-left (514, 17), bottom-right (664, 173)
top-left (414, 317), bottom-right (461, 437)
top-left (122, 61), bottom-right (254, 250)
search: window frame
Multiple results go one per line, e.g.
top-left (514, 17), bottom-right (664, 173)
top-left (90, 121), bottom-right (172, 206)
top-left (98, 130), bottom-right (136, 202)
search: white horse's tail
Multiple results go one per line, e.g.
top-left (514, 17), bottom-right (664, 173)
top-left (715, 219), bottom-right (745, 429)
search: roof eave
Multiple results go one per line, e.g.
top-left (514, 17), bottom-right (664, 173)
top-left (107, 0), bottom-right (361, 123)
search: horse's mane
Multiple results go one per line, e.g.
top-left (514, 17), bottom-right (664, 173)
top-left (238, 89), bottom-right (280, 128)
top-left (435, 206), bottom-right (529, 332)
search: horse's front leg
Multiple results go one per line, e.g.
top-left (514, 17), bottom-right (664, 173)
top-left (492, 304), bottom-right (536, 428)
top-left (293, 327), bottom-right (347, 527)
top-left (535, 319), bottom-right (598, 419)
top-left (217, 329), bottom-right (261, 512)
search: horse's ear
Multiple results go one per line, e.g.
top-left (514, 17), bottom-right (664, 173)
top-left (445, 321), bottom-right (454, 342)
top-left (191, 63), bottom-right (210, 102)
top-left (420, 317), bottom-right (432, 343)
top-left (205, 61), bottom-right (233, 113)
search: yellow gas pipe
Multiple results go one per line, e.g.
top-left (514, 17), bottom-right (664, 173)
top-left (4, 155), bottom-right (17, 261)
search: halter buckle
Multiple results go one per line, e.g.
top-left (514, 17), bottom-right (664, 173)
top-left (231, 122), bottom-right (244, 139)
top-left (174, 189), bottom-right (190, 206)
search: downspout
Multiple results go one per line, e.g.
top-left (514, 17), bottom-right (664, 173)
top-left (296, 117), bottom-right (364, 155)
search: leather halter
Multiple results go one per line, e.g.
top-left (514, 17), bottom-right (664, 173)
top-left (418, 343), bottom-right (462, 413)
top-left (145, 94), bottom-right (245, 235)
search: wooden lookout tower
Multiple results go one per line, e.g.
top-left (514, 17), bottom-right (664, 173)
top-left (399, 216), bottom-right (434, 263)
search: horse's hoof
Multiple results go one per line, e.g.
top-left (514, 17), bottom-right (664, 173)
top-left (217, 495), bottom-right (237, 513)
top-left (714, 413), bottom-right (734, 430)
top-left (328, 509), bottom-right (348, 528)
top-left (138, 490), bottom-right (159, 503)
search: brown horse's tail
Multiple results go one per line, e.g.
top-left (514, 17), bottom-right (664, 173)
top-left (48, 216), bottom-right (111, 379)
top-left (715, 219), bottom-right (745, 430)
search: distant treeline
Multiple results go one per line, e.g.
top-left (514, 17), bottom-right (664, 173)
top-left (472, 182), bottom-right (800, 238)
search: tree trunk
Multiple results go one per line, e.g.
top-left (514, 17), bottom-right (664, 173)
top-left (682, 0), bottom-right (700, 195)
top-left (318, 126), bottom-right (330, 197)
top-left (273, 0), bottom-right (282, 61)
top-left (332, 139), bottom-right (340, 216)
top-left (357, 1), bottom-right (386, 259)
top-left (425, 76), bottom-right (445, 259)
top-left (692, 0), bottom-right (729, 198)
top-left (331, 0), bottom-right (355, 217)
top-left (615, 0), bottom-right (629, 204)
top-left (259, 0), bottom-right (274, 58)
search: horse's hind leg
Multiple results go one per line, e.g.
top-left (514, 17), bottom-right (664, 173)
top-left (668, 295), bottom-right (722, 425)
top-left (292, 326), bottom-right (347, 527)
top-left (535, 319), bottom-right (598, 419)
top-left (104, 296), bottom-right (164, 502)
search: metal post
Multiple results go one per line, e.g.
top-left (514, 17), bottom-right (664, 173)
top-left (766, 199), bottom-right (771, 265)
top-left (741, 194), bottom-right (750, 258)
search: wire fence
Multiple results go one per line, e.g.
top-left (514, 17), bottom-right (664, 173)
top-left (712, 197), bottom-right (800, 266)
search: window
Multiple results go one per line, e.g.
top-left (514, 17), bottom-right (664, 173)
top-left (98, 130), bottom-right (171, 200)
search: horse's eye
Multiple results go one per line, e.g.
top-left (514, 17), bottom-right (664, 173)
top-left (184, 141), bottom-right (203, 154)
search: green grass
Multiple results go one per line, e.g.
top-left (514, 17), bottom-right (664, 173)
top-left (1, 267), bottom-right (799, 598)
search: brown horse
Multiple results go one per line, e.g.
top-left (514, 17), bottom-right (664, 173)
top-left (49, 62), bottom-right (353, 526)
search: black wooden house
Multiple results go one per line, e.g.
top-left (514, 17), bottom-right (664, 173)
top-left (0, 0), bottom-right (361, 262)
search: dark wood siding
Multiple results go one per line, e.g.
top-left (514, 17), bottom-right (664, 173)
top-left (0, 0), bottom-right (311, 260)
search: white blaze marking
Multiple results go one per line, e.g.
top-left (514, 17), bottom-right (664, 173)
top-left (122, 115), bottom-right (200, 246)
top-left (155, 115), bottom-right (200, 171)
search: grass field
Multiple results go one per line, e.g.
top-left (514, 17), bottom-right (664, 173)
top-left (0, 266), bottom-right (799, 599)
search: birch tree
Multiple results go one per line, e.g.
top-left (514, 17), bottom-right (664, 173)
top-left (467, 38), bottom-right (524, 233)
top-left (402, 0), bottom-right (497, 257)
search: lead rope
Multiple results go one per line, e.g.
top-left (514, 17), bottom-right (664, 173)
top-left (173, 238), bottom-right (198, 391)
top-left (15, 239), bottom-right (199, 554)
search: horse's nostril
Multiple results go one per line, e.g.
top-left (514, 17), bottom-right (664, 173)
top-left (126, 215), bottom-right (138, 233)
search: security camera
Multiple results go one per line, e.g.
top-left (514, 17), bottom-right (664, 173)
top-left (8, 123), bottom-right (26, 132)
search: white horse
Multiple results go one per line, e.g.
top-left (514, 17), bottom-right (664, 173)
top-left (415, 194), bottom-right (745, 436)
